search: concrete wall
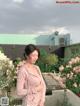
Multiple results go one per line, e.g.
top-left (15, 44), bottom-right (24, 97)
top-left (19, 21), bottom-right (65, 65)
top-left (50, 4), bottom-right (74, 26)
top-left (0, 44), bottom-right (51, 59)
top-left (45, 89), bottom-right (80, 106)
top-left (1, 89), bottom-right (79, 106)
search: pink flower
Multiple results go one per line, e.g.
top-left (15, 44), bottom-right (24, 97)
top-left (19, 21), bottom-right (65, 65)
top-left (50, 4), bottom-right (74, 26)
top-left (73, 66), bottom-right (80, 73)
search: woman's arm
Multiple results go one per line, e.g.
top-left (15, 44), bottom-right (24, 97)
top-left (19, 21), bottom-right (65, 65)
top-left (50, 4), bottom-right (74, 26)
top-left (16, 67), bottom-right (28, 98)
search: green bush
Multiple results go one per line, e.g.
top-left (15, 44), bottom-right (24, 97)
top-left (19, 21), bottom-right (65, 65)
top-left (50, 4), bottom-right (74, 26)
top-left (37, 49), bottom-right (58, 72)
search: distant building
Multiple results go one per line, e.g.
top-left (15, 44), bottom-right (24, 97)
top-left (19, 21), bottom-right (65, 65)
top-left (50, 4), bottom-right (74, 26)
top-left (49, 33), bottom-right (71, 47)
top-left (59, 33), bottom-right (71, 46)
top-left (0, 33), bottom-right (70, 46)
top-left (0, 33), bottom-right (71, 59)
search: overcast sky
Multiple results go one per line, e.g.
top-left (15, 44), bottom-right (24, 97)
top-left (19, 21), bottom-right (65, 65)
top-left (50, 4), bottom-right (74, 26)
top-left (0, 0), bottom-right (80, 44)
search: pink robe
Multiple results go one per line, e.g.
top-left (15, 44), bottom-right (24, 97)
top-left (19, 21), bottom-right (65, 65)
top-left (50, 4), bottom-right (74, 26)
top-left (16, 65), bottom-right (46, 106)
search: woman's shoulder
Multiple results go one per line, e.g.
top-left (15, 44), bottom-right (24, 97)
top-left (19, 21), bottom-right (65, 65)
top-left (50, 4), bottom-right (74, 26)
top-left (17, 64), bottom-right (27, 75)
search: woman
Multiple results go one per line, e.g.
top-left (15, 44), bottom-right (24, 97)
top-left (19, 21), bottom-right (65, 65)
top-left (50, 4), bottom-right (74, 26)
top-left (16, 44), bottom-right (46, 106)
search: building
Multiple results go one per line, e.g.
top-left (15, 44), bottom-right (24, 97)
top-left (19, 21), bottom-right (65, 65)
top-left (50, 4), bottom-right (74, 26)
top-left (0, 33), bottom-right (71, 59)
top-left (49, 32), bottom-right (71, 47)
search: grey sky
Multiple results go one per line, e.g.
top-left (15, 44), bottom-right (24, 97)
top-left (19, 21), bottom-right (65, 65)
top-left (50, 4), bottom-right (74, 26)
top-left (0, 0), bottom-right (80, 44)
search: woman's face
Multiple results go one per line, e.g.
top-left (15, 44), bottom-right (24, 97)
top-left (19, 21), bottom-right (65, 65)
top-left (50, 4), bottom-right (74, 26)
top-left (27, 50), bottom-right (39, 64)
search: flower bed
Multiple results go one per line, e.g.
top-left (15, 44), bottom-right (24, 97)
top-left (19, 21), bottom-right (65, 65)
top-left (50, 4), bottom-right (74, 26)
top-left (59, 56), bottom-right (80, 96)
top-left (0, 50), bottom-right (16, 93)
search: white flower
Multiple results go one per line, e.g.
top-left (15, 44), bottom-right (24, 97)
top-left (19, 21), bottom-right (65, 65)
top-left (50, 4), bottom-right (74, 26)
top-left (0, 51), bottom-right (7, 60)
top-left (66, 65), bottom-right (72, 68)
top-left (73, 83), bottom-right (77, 88)
top-left (0, 50), bottom-right (15, 90)
top-left (59, 65), bottom-right (64, 72)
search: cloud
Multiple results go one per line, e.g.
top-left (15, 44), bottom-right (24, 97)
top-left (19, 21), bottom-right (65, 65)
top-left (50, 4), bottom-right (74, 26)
top-left (33, 27), bottom-right (69, 35)
top-left (57, 27), bottom-right (70, 35)
top-left (0, 0), bottom-right (80, 42)
top-left (12, 0), bottom-right (24, 3)
top-left (32, 0), bottom-right (55, 8)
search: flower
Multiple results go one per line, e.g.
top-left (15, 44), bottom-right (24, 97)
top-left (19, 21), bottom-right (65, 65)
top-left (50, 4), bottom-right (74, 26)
top-left (0, 50), bottom-right (16, 90)
top-left (59, 65), bottom-right (64, 72)
top-left (59, 56), bottom-right (80, 95)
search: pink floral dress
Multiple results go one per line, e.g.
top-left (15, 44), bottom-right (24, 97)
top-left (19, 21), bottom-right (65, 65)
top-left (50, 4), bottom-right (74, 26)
top-left (16, 65), bottom-right (46, 106)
